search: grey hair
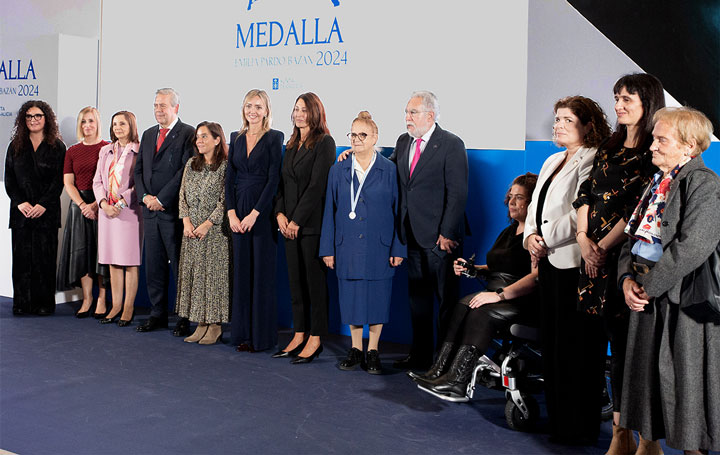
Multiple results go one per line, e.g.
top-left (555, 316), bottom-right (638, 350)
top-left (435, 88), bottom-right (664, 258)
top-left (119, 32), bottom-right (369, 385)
top-left (156, 87), bottom-right (179, 106)
top-left (411, 90), bottom-right (440, 120)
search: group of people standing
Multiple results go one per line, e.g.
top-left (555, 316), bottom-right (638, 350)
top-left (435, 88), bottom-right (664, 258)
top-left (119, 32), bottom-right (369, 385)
top-left (5, 76), bottom-right (719, 453)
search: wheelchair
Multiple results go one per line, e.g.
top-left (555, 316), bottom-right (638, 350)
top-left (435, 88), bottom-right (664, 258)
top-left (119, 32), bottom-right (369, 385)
top-left (418, 319), bottom-right (614, 431)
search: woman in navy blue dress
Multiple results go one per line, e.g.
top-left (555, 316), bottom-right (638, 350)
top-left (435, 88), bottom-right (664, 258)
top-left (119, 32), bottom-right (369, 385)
top-left (320, 111), bottom-right (406, 374)
top-left (226, 89), bottom-right (284, 352)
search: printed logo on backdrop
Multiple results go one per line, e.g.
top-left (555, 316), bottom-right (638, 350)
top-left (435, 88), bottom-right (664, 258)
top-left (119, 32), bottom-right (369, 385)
top-left (0, 58), bottom-right (39, 117)
top-left (235, 0), bottom-right (348, 91)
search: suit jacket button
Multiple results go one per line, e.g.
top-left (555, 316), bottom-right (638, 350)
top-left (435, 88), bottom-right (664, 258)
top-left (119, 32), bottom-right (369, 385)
top-left (358, 234), bottom-right (364, 239)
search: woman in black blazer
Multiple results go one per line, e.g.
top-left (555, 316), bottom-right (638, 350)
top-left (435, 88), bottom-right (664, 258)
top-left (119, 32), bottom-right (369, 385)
top-left (4, 100), bottom-right (66, 315)
top-left (273, 92), bottom-right (336, 363)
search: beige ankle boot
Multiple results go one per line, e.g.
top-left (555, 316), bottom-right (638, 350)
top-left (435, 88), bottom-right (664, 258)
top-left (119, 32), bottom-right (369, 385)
top-left (184, 323), bottom-right (208, 343)
top-left (636, 434), bottom-right (663, 455)
top-left (605, 424), bottom-right (637, 455)
top-left (199, 323), bottom-right (222, 345)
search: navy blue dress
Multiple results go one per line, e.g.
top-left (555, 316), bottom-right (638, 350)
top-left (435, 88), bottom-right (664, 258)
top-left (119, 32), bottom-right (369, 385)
top-left (226, 129), bottom-right (284, 350)
top-left (319, 153), bottom-right (406, 325)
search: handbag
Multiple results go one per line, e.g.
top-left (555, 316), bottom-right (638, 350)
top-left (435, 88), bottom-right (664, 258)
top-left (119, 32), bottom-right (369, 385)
top-left (679, 245), bottom-right (720, 323)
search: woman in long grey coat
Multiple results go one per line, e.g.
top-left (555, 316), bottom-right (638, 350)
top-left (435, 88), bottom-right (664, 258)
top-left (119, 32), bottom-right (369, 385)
top-left (619, 107), bottom-right (720, 454)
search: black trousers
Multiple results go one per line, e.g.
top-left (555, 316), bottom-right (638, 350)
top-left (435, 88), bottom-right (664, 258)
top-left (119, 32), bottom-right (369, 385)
top-left (143, 216), bottom-right (181, 320)
top-left (406, 228), bottom-right (459, 365)
top-left (284, 234), bottom-right (328, 336)
top-left (444, 298), bottom-right (527, 353)
top-left (11, 226), bottom-right (59, 314)
top-left (538, 259), bottom-right (607, 444)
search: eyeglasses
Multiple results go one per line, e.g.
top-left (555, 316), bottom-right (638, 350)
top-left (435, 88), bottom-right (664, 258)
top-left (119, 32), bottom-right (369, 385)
top-left (25, 113), bottom-right (45, 121)
top-left (404, 109), bottom-right (427, 117)
top-left (347, 132), bottom-right (368, 141)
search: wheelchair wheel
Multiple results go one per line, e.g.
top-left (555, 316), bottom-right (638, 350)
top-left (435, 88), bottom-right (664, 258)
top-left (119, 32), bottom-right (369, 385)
top-left (504, 393), bottom-right (539, 432)
top-left (601, 368), bottom-right (614, 422)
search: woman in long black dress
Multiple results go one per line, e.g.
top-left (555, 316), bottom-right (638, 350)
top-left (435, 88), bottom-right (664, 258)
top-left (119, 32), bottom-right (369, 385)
top-left (273, 92), bottom-right (336, 363)
top-left (56, 106), bottom-right (109, 318)
top-left (573, 73), bottom-right (665, 455)
top-left (413, 173), bottom-right (538, 398)
top-left (4, 100), bottom-right (66, 315)
top-left (227, 89), bottom-right (284, 352)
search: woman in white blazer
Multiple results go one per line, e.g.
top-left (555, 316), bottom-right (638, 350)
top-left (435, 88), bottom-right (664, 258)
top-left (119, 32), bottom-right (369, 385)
top-left (524, 96), bottom-right (611, 446)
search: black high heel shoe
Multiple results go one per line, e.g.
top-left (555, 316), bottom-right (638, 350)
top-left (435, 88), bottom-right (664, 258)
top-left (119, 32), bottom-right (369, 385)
top-left (290, 344), bottom-right (323, 364)
top-left (100, 313), bottom-right (121, 324)
top-left (271, 338), bottom-right (308, 358)
top-left (117, 315), bottom-right (134, 327)
top-left (75, 301), bottom-right (95, 319)
top-left (93, 306), bottom-right (109, 320)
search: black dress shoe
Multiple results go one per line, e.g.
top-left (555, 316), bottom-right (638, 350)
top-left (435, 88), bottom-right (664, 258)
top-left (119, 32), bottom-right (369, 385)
top-left (290, 344), bottom-right (323, 364)
top-left (271, 339), bottom-right (308, 358)
top-left (338, 347), bottom-right (365, 371)
top-left (393, 355), bottom-right (431, 371)
top-left (100, 314), bottom-right (120, 324)
top-left (36, 308), bottom-right (54, 316)
top-left (366, 349), bottom-right (382, 375)
top-left (236, 343), bottom-right (257, 352)
top-left (12, 307), bottom-right (25, 316)
top-left (136, 316), bottom-right (168, 332)
top-left (173, 318), bottom-right (191, 337)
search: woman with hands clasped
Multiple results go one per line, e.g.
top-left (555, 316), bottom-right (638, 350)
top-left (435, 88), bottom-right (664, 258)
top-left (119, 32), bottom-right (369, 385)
top-left (319, 111), bottom-right (405, 374)
top-left (176, 121), bottom-right (231, 344)
top-left (226, 90), bottom-right (283, 352)
top-left (92, 111), bottom-right (143, 326)
top-left (273, 92), bottom-right (336, 363)
top-left (412, 173), bottom-right (537, 398)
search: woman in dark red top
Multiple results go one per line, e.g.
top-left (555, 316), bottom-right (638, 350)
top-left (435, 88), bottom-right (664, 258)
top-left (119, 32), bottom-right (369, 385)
top-left (57, 107), bottom-right (109, 318)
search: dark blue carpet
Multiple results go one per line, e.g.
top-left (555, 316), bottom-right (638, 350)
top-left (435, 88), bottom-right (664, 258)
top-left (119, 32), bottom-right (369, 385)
top-left (0, 298), bottom-right (679, 455)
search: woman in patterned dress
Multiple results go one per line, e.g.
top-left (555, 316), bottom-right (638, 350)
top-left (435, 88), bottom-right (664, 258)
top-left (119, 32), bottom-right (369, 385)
top-left (573, 73), bottom-right (665, 455)
top-left (176, 121), bottom-right (231, 345)
top-left (92, 111), bottom-right (143, 326)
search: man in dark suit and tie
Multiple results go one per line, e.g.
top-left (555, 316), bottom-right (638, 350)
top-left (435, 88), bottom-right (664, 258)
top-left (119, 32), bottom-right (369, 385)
top-left (391, 91), bottom-right (468, 370)
top-left (134, 88), bottom-right (194, 335)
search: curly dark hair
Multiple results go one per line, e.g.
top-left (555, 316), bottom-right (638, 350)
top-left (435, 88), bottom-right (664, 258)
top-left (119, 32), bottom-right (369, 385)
top-left (553, 96), bottom-right (611, 148)
top-left (10, 100), bottom-right (61, 156)
top-left (504, 172), bottom-right (538, 222)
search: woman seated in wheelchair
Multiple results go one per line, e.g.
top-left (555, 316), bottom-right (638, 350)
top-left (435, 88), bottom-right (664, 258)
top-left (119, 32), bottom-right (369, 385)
top-left (411, 172), bottom-right (539, 400)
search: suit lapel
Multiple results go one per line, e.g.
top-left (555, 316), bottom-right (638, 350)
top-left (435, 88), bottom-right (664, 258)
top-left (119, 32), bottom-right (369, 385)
top-left (155, 120), bottom-right (183, 158)
top-left (547, 147), bottom-right (588, 195)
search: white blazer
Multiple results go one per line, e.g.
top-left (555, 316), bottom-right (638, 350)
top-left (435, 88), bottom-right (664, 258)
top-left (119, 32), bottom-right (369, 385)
top-left (524, 146), bottom-right (596, 269)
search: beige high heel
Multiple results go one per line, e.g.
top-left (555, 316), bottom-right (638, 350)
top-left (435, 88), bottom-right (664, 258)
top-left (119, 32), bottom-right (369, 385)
top-left (184, 323), bottom-right (208, 343)
top-left (198, 323), bottom-right (222, 345)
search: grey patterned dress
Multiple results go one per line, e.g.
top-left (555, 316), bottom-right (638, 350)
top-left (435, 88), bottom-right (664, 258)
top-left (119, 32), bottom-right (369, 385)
top-left (176, 158), bottom-right (231, 323)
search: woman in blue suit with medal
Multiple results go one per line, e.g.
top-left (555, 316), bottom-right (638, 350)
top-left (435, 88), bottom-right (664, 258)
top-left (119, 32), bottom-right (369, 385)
top-left (320, 111), bottom-right (406, 374)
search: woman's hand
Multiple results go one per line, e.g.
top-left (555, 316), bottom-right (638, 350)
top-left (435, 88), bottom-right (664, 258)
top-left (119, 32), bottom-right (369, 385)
top-left (228, 211), bottom-right (242, 233)
top-left (277, 213), bottom-right (289, 236)
top-left (81, 201), bottom-right (98, 220)
top-left (622, 278), bottom-right (650, 312)
top-left (183, 218), bottom-right (197, 238)
top-left (26, 203), bottom-right (46, 218)
top-left (239, 210), bottom-right (259, 234)
top-left (285, 221), bottom-right (299, 240)
top-left (337, 149), bottom-right (352, 162)
top-left (577, 233), bottom-right (606, 278)
top-left (390, 257), bottom-right (403, 267)
top-left (323, 256), bottom-right (335, 269)
top-left (453, 258), bottom-right (468, 276)
top-left (17, 202), bottom-right (33, 218)
top-left (193, 221), bottom-right (212, 240)
top-left (100, 201), bottom-right (120, 219)
top-left (527, 234), bottom-right (548, 259)
top-left (468, 291), bottom-right (501, 308)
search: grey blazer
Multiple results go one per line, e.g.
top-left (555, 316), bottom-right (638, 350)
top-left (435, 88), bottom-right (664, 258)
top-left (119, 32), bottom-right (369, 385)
top-left (618, 156), bottom-right (720, 303)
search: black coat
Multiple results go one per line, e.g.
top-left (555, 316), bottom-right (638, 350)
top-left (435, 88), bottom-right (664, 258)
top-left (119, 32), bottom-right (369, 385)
top-left (274, 134), bottom-right (336, 235)
top-left (134, 119), bottom-right (195, 221)
top-left (4, 139), bottom-right (66, 229)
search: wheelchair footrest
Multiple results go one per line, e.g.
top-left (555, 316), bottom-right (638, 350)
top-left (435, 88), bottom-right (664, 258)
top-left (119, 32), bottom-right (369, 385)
top-left (417, 384), bottom-right (469, 402)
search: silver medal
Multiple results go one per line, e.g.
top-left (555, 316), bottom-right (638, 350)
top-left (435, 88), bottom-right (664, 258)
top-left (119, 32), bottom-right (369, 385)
top-left (349, 211), bottom-right (356, 220)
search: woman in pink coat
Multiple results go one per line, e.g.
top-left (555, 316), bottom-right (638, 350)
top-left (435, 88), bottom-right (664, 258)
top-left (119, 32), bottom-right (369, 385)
top-left (92, 111), bottom-right (143, 326)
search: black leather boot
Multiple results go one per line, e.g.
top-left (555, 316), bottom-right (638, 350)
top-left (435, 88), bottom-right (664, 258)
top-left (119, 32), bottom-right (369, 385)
top-left (409, 342), bottom-right (455, 384)
top-left (422, 345), bottom-right (479, 398)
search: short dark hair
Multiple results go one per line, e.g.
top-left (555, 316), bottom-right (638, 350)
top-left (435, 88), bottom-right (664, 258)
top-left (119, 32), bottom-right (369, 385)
top-left (191, 121), bottom-right (228, 172)
top-left (504, 172), bottom-right (538, 221)
top-left (554, 96), bottom-right (611, 148)
top-left (606, 73), bottom-right (665, 151)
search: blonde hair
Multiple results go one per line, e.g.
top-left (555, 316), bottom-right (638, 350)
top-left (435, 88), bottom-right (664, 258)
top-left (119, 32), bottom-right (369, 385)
top-left (241, 89), bottom-right (272, 134)
top-left (653, 107), bottom-right (714, 155)
top-left (76, 106), bottom-right (101, 142)
top-left (352, 110), bottom-right (378, 135)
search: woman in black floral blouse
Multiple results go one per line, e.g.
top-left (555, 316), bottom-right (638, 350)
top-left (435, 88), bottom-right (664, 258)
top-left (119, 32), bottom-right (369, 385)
top-left (572, 73), bottom-right (665, 455)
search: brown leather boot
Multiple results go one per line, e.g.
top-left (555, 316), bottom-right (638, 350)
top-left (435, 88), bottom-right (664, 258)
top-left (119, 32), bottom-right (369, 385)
top-left (635, 434), bottom-right (664, 455)
top-left (184, 323), bottom-right (208, 343)
top-left (605, 424), bottom-right (637, 455)
top-left (199, 323), bottom-right (222, 345)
